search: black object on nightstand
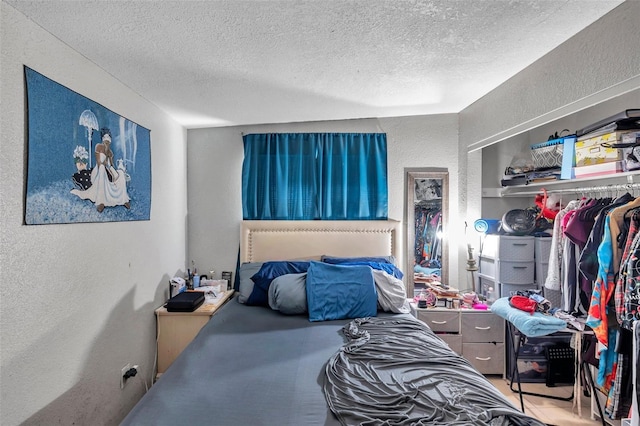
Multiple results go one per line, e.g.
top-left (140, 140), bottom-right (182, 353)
top-left (166, 292), bottom-right (205, 312)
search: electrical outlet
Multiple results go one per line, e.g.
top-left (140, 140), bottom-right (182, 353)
top-left (120, 363), bottom-right (131, 389)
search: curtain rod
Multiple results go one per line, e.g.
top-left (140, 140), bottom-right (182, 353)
top-left (501, 182), bottom-right (640, 198)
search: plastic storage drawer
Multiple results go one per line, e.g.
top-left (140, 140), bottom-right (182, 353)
top-left (509, 355), bottom-right (548, 383)
top-left (516, 334), bottom-right (572, 356)
top-left (534, 237), bottom-right (552, 263)
top-left (482, 235), bottom-right (535, 261)
top-left (479, 255), bottom-right (497, 278)
top-left (498, 260), bottom-right (535, 284)
top-left (534, 236), bottom-right (551, 286)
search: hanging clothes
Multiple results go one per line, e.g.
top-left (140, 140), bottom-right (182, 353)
top-left (587, 194), bottom-right (640, 348)
top-left (564, 198), bottom-right (600, 309)
top-left (561, 237), bottom-right (582, 313)
top-left (607, 328), bottom-right (634, 419)
top-left (564, 198), bottom-right (598, 250)
top-left (414, 201), bottom-right (441, 273)
top-left (616, 208), bottom-right (640, 330)
top-left (559, 198), bottom-right (590, 313)
top-left (580, 194), bottom-right (634, 282)
top-left (539, 188), bottom-right (638, 421)
top-left (595, 199), bottom-right (640, 419)
top-left (609, 196), bottom-right (640, 275)
top-left (545, 199), bottom-right (581, 291)
top-left (586, 214), bottom-right (616, 348)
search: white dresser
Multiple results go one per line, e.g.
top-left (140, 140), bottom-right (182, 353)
top-left (415, 307), bottom-right (505, 376)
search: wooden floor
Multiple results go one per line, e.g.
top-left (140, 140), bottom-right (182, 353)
top-left (487, 376), bottom-right (615, 426)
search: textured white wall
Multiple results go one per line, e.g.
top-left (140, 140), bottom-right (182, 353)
top-left (187, 114), bottom-right (467, 291)
top-left (2, 1), bottom-right (637, 423)
top-left (460, 1), bottom-right (640, 151)
top-left (0, 4), bottom-right (188, 425)
top-left (460, 0), bottom-right (640, 239)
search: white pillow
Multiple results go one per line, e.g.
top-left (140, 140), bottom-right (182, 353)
top-left (372, 269), bottom-right (410, 313)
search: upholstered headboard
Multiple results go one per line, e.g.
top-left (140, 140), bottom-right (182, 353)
top-left (240, 220), bottom-right (402, 265)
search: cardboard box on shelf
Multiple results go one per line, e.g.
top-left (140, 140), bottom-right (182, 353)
top-left (573, 161), bottom-right (623, 179)
top-left (574, 131), bottom-right (631, 167)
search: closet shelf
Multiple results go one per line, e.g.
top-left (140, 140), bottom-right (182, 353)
top-left (486, 171), bottom-right (640, 198)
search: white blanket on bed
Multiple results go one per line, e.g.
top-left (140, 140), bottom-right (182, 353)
top-left (372, 270), bottom-right (410, 314)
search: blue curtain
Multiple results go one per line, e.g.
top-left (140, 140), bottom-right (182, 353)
top-left (318, 133), bottom-right (388, 219)
top-left (242, 133), bottom-right (319, 220)
top-left (242, 133), bottom-right (387, 220)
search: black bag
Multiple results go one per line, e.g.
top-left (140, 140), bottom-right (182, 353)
top-left (166, 291), bottom-right (205, 312)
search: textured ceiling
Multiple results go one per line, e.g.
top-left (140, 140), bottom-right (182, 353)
top-left (6, 0), bottom-right (625, 129)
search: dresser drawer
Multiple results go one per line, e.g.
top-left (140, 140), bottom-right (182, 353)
top-left (417, 310), bottom-right (460, 333)
top-left (437, 333), bottom-right (462, 355)
top-left (463, 343), bottom-right (505, 375)
top-left (462, 313), bottom-right (504, 343)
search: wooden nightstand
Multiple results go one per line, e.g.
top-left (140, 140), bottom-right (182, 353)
top-left (155, 290), bottom-right (234, 376)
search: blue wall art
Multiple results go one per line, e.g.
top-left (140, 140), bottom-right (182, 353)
top-left (24, 67), bottom-right (151, 224)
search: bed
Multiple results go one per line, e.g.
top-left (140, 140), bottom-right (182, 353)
top-left (121, 220), bottom-right (545, 426)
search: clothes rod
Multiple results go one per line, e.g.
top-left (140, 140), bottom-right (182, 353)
top-left (501, 182), bottom-right (640, 198)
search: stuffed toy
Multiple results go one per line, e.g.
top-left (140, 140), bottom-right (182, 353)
top-left (534, 188), bottom-right (561, 220)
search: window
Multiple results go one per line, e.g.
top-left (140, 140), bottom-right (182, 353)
top-left (242, 133), bottom-right (388, 220)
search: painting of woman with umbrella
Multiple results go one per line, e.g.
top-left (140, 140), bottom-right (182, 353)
top-left (71, 128), bottom-right (131, 212)
top-left (24, 67), bottom-right (151, 224)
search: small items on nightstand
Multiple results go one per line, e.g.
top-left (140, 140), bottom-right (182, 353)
top-left (417, 288), bottom-right (437, 308)
top-left (221, 271), bottom-right (233, 290)
top-left (169, 276), bottom-right (187, 297)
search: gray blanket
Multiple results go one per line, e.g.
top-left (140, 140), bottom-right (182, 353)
top-left (324, 316), bottom-right (546, 426)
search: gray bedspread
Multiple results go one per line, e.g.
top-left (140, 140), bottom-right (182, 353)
top-left (122, 298), bottom-right (543, 426)
top-left (324, 316), bottom-right (546, 426)
top-left (122, 298), bottom-right (350, 426)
